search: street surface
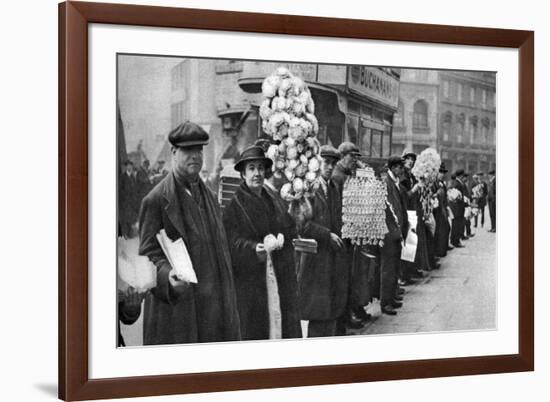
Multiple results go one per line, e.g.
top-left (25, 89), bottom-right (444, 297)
top-left (357, 224), bottom-right (496, 336)
top-left (121, 220), bottom-right (496, 345)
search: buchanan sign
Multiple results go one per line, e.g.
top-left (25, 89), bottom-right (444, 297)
top-left (348, 66), bottom-right (399, 110)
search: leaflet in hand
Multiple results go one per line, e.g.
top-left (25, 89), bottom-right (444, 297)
top-left (156, 229), bottom-right (198, 284)
top-left (117, 237), bottom-right (157, 291)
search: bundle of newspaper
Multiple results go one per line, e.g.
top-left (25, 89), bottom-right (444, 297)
top-left (156, 229), bottom-right (198, 284)
top-left (341, 167), bottom-right (389, 246)
top-left (117, 237), bottom-right (157, 292)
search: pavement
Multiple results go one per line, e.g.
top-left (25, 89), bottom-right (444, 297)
top-left (121, 221), bottom-right (497, 345)
top-left (356, 223), bottom-right (497, 336)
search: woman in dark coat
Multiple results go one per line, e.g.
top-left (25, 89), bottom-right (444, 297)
top-left (223, 146), bottom-right (301, 340)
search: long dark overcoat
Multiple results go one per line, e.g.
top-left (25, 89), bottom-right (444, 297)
top-left (298, 181), bottom-right (349, 321)
top-left (400, 171), bottom-right (431, 271)
top-left (433, 180), bottom-right (451, 257)
top-left (138, 173), bottom-right (241, 345)
top-left (223, 183), bottom-right (302, 340)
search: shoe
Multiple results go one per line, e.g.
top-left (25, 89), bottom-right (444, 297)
top-left (488, 229), bottom-right (496, 233)
top-left (394, 295), bottom-right (403, 302)
top-left (412, 269), bottom-right (426, 278)
top-left (447, 246), bottom-right (455, 251)
top-left (405, 277), bottom-right (418, 285)
top-left (469, 233), bottom-right (475, 238)
top-left (433, 262), bottom-right (441, 270)
top-left (346, 313), bottom-right (364, 329)
top-left (398, 279), bottom-right (407, 286)
top-left (397, 287), bottom-right (405, 295)
top-left (353, 307), bottom-right (371, 323)
top-left (382, 305), bottom-right (397, 315)
top-left (391, 301), bottom-right (403, 309)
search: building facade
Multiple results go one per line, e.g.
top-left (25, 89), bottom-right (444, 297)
top-left (168, 59), bottom-right (401, 177)
top-left (393, 69), bottom-right (496, 174)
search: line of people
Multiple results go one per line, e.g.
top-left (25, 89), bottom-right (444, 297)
top-left (124, 121), bottom-right (496, 345)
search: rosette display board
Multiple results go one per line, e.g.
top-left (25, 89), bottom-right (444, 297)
top-left (411, 148), bottom-right (441, 221)
top-left (260, 67), bottom-right (321, 202)
top-left (341, 167), bottom-right (389, 246)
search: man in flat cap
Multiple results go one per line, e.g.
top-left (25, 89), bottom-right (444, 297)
top-left (138, 121), bottom-right (241, 345)
top-left (333, 142), bottom-right (370, 329)
top-left (332, 142), bottom-right (362, 194)
top-left (298, 145), bottom-right (350, 336)
top-left (380, 156), bottom-right (409, 315)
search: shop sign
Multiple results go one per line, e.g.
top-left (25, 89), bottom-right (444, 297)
top-left (348, 66), bottom-right (399, 109)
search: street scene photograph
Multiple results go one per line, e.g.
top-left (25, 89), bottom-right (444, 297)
top-left (116, 54), bottom-right (497, 347)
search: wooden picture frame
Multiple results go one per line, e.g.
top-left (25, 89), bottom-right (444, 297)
top-left (59, 1), bottom-right (534, 400)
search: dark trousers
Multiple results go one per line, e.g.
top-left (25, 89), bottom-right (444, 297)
top-left (451, 217), bottom-right (464, 246)
top-left (308, 319), bottom-right (337, 337)
top-left (474, 203), bottom-right (486, 227)
top-left (465, 217), bottom-right (472, 237)
top-left (380, 238), bottom-right (401, 307)
top-left (489, 200), bottom-right (496, 230)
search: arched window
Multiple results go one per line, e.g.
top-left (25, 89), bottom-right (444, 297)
top-left (413, 99), bottom-right (428, 129)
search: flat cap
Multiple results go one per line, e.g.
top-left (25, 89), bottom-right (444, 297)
top-left (387, 155), bottom-right (405, 169)
top-left (402, 149), bottom-right (417, 160)
top-left (320, 145), bottom-right (340, 160)
top-left (168, 121), bottom-right (209, 148)
top-left (338, 142), bottom-right (361, 157)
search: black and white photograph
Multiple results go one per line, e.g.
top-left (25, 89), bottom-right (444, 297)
top-left (116, 55), bottom-right (497, 347)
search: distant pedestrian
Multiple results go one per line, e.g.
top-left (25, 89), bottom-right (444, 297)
top-left (119, 160), bottom-right (138, 238)
top-left (487, 169), bottom-right (496, 232)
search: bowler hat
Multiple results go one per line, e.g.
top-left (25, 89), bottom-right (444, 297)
top-left (234, 145), bottom-right (273, 172)
top-left (320, 145), bottom-right (340, 160)
top-left (455, 169), bottom-right (465, 177)
top-left (387, 155), bottom-right (405, 169)
top-left (168, 121), bottom-right (209, 148)
top-left (338, 142), bottom-right (362, 157)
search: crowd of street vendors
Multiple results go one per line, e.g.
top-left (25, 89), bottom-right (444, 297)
top-left (117, 120), bottom-right (496, 346)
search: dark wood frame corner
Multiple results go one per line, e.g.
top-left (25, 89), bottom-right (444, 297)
top-left (58, 1), bottom-right (534, 400)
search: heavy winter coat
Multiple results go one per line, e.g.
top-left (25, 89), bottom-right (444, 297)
top-left (298, 180), bottom-right (349, 321)
top-left (138, 173), bottom-right (241, 345)
top-left (223, 183), bottom-right (302, 340)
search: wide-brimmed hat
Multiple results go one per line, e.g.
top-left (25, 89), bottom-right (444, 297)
top-left (338, 142), bottom-right (362, 157)
top-left (234, 145), bottom-right (273, 172)
top-left (168, 121), bottom-right (209, 148)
